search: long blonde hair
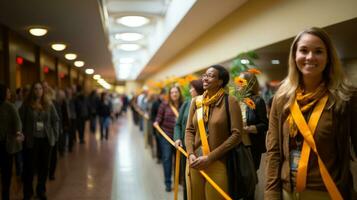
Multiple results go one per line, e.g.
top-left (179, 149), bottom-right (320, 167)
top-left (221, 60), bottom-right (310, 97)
top-left (275, 27), bottom-right (354, 112)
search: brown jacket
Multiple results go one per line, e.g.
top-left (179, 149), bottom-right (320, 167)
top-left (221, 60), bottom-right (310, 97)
top-left (265, 93), bottom-right (357, 199)
top-left (185, 94), bottom-right (243, 163)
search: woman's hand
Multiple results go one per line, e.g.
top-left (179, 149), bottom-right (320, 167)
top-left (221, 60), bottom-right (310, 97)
top-left (190, 155), bottom-right (210, 170)
top-left (153, 121), bottom-right (159, 127)
top-left (174, 139), bottom-right (182, 148)
top-left (16, 132), bottom-right (24, 142)
top-left (243, 125), bottom-right (257, 134)
top-left (188, 154), bottom-right (197, 166)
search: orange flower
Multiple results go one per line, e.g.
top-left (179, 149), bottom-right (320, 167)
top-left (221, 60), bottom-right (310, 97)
top-left (234, 77), bottom-right (247, 87)
top-left (154, 82), bottom-right (164, 89)
top-left (244, 98), bottom-right (256, 109)
top-left (185, 74), bottom-right (198, 82)
top-left (247, 68), bottom-right (261, 75)
top-left (177, 78), bottom-right (187, 86)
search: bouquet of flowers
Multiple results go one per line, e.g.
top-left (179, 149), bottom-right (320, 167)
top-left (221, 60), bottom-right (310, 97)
top-left (229, 51), bottom-right (261, 109)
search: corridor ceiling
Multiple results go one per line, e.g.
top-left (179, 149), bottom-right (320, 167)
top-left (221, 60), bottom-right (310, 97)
top-left (0, 0), bottom-right (247, 83)
top-left (0, 0), bottom-right (114, 81)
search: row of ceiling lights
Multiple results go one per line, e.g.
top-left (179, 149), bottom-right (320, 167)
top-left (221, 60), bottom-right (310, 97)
top-left (28, 27), bottom-right (110, 89)
top-left (113, 16), bottom-right (150, 78)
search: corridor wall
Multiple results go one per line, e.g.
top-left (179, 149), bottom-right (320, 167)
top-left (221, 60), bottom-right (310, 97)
top-left (146, 0), bottom-right (357, 81)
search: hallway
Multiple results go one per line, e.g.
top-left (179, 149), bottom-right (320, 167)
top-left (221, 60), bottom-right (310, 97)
top-left (46, 113), bottom-right (183, 200)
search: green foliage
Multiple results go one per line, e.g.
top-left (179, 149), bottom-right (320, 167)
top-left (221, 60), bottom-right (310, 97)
top-left (230, 51), bottom-right (259, 78)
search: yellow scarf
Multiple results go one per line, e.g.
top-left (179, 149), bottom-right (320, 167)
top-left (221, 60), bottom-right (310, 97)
top-left (197, 88), bottom-right (225, 123)
top-left (287, 83), bottom-right (327, 138)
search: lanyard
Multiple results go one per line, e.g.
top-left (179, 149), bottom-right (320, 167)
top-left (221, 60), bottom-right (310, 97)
top-left (290, 95), bottom-right (343, 200)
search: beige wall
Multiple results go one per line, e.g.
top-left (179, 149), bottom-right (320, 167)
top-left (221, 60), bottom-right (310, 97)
top-left (147, 0), bottom-right (357, 81)
top-left (125, 81), bottom-right (142, 95)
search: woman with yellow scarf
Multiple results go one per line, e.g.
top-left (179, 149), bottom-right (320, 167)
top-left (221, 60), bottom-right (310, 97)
top-left (265, 27), bottom-right (357, 200)
top-left (185, 65), bottom-right (243, 200)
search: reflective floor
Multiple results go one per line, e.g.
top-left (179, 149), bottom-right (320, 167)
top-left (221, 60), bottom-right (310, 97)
top-left (47, 113), bottom-right (183, 200)
top-left (12, 111), bottom-right (356, 200)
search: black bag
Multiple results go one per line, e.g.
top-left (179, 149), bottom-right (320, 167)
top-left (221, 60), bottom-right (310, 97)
top-left (225, 95), bottom-right (258, 200)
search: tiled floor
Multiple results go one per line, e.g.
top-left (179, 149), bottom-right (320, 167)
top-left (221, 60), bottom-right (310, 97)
top-left (47, 113), bottom-right (182, 200)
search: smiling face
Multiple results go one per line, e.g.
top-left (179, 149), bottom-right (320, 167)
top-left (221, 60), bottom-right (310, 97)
top-left (170, 87), bottom-right (180, 102)
top-left (295, 33), bottom-right (328, 80)
top-left (189, 86), bottom-right (198, 97)
top-left (34, 83), bottom-right (43, 99)
top-left (202, 67), bottom-right (222, 91)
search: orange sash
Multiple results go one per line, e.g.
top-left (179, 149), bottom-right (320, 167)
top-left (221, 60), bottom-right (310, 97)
top-left (290, 95), bottom-right (343, 200)
top-left (195, 95), bottom-right (210, 155)
top-left (170, 104), bottom-right (179, 118)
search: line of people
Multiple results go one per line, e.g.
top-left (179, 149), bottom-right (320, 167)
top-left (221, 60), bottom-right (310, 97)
top-left (0, 81), bottom-right (129, 200)
top-left (130, 27), bottom-right (356, 200)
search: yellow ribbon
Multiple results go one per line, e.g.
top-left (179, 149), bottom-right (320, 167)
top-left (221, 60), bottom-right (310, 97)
top-left (195, 96), bottom-right (211, 156)
top-left (169, 103), bottom-right (179, 118)
top-left (174, 149), bottom-right (181, 200)
top-left (290, 95), bottom-right (343, 200)
top-left (153, 124), bottom-right (232, 200)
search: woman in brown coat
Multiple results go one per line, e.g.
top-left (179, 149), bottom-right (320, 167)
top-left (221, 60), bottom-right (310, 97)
top-left (265, 27), bottom-right (357, 200)
top-left (185, 65), bottom-right (243, 200)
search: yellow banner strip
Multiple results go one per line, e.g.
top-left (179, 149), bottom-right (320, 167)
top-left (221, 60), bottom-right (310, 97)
top-left (174, 149), bottom-right (181, 200)
top-left (153, 124), bottom-right (232, 200)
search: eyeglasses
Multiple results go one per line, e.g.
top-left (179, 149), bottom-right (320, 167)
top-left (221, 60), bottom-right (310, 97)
top-left (201, 73), bottom-right (216, 79)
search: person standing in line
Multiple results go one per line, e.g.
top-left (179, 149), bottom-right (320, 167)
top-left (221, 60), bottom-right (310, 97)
top-left (98, 92), bottom-right (113, 140)
top-left (74, 85), bottom-right (89, 144)
top-left (185, 65), bottom-right (243, 200)
top-left (20, 82), bottom-right (59, 200)
top-left (151, 89), bottom-right (166, 163)
top-left (88, 90), bottom-right (100, 134)
top-left (239, 72), bottom-right (269, 172)
top-left (265, 27), bottom-right (357, 200)
top-left (154, 86), bottom-right (183, 192)
top-left (0, 84), bottom-right (24, 200)
top-left (174, 79), bottom-right (204, 200)
top-left (65, 87), bottom-right (77, 152)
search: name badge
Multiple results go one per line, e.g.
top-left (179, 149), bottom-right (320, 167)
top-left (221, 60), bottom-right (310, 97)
top-left (36, 121), bottom-right (44, 131)
top-left (290, 150), bottom-right (301, 172)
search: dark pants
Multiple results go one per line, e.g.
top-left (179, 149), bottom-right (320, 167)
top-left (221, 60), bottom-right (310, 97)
top-left (77, 117), bottom-right (86, 143)
top-left (158, 135), bottom-right (174, 189)
top-left (153, 129), bottom-right (162, 161)
top-left (99, 116), bottom-right (111, 140)
top-left (49, 142), bottom-right (58, 179)
top-left (58, 131), bottom-right (65, 155)
top-left (68, 118), bottom-right (76, 151)
top-left (0, 143), bottom-right (13, 200)
top-left (22, 138), bottom-right (52, 199)
top-left (89, 114), bottom-right (97, 134)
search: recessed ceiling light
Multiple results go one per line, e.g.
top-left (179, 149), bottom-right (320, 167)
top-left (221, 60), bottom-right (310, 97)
top-left (115, 33), bottom-right (144, 42)
top-left (93, 74), bottom-right (101, 80)
top-left (116, 16), bottom-right (150, 27)
top-left (119, 58), bottom-right (135, 64)
top-left (85, 68), bottom-right (94, 75)
top-left (241, 59), bottom-right (250, 64)
top-left (65, 53), bottom-right (77, 60)
top-left (271, 59), bottom-right (280, 65)
top-left (51, 43), bottom-right (66, 51)
top-left (118, 44), bottom-right (141, 51)
top-left (74, 61), bottom-right (85, 67)
top-left (29, 27), bottom-right (48, 36)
